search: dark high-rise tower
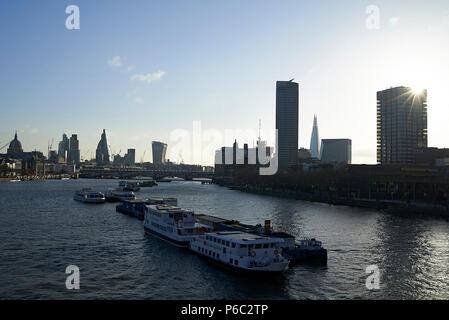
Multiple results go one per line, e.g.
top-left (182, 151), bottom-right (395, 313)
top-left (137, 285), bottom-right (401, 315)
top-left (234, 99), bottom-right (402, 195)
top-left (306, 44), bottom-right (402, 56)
top-left (96, 129), bottom-right (110, 165)
top-left (377, 87), bottom-right (428, 164)
top-left (276, 80), bottom-right (299, 170)
top-left (152, 141), bottom-right (167, 165)
top-left (310, 115), bottom-right (320, 159)
top-left (67, 134), bottom-right (80, 164)
top-left (58, 134), bottom-right (69, 162)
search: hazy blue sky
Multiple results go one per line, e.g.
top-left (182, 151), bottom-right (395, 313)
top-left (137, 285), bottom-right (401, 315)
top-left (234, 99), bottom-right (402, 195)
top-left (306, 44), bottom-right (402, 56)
top-left (1, 0), bottom-right (449, 165)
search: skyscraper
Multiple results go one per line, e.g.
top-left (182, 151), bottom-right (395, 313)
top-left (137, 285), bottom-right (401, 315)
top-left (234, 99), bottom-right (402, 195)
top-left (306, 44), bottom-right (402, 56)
top-left (125, 149), bottom-right (135, 166)
top-left (58, 133), bottom-right (69, 162)
top-left (96, 129), bottom-right (110, 166)
top-left (310, 115), bottom-right (320, 159)
top-left (67, 134), bottom-right (80, 164)
top-left (152, 141), bottom-right (167, 165)
top-left (377, 87), bottom-right (428, 165)
top-left (276, 80), bottom-right (299, 170)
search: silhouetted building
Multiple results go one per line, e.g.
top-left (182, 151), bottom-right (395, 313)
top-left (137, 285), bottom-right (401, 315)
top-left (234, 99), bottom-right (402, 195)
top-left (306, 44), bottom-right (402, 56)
top-left (298, 148), bottom-right (312, 161)
top-left (125, 149), bottom-right (135, 166)
top-left (7, 132), bottom-right (23, 155)
top-left (58, 134), bottom-right (69, 162)
top-left (113, 148), bottom-right (136, 166)
top-left (96, 129), bottom-right (110, 166)
top-left (320, 139), bottom-right (352, 165)
top-left (310, 115), bottom-right (320, 159)
top-left (415, 147), bottom-right (449, 166)
top-left (377, 87), bottom-right (428, 165)
top-left (152, 141), bottom-right (167, 165)
top-left (276, 80), bottom-right (299, 170)
top-left (67, 134), bottom-right (80, 165)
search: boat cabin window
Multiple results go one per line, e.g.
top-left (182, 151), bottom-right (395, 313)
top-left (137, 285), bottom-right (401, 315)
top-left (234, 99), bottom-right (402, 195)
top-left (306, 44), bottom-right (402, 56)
top-left (234, 260), bottom-right (239, 266)
top-left (231, 243), bottom-right (236, 248)
top-left (263, 243), bottom-right (269, 249)
top-left (226, 241), bottom-right (230, 247)
top-left (255, 244), bottom-right (262, 249)
top-left (169, 213), bottom-right (173, 218)
top-left (229, 258), bottom-right (233, 264)
top-left (270, 243), bottom-right (276, 248)
top-left (240, 244), bottom-right (247, 248)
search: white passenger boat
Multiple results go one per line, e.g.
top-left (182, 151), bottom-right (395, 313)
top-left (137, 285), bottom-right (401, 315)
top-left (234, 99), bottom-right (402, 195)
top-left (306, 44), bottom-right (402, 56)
top-left (143, 205), bottom-right (209, 247)
top-left (74, 188), bottom-right (106, 203)
top-left (118, 181), bottom-right (141, 191)
top-left (105, 189), bottom-right (136, 202)
top-left (189, 231), bottom-right (289, 273)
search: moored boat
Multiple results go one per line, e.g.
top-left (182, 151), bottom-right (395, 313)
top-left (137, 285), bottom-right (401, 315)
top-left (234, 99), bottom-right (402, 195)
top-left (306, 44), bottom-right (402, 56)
top-left (74, 188), bottom-right (106, 203)
top-left (105, 189), bottom-right (136, 202)
top-left (116, 200), bottom-right (148, 220)
top-left (189, 231), bottom-right (289, 273)
top-left (195, 214), bottom-right (327, 264)
top-left (143, 205), bottom-right (209, 247)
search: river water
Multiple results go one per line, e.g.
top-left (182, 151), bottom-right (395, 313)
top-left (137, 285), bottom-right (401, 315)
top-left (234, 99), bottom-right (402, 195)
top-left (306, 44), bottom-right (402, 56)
top-left (0, 179), bottom-right (448, 299)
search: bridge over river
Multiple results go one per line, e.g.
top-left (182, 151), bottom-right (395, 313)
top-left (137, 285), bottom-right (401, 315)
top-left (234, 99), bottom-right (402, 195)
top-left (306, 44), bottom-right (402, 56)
top-left (79, 166), bottom-right (214, 180)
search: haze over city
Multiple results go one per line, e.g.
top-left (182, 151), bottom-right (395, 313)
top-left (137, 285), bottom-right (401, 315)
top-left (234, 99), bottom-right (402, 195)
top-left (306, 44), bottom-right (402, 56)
top-left (1, 0), bottom-right (449, 165)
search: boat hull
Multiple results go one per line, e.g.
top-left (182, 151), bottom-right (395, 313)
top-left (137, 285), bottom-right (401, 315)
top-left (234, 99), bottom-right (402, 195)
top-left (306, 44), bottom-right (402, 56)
top-left (188, 246), bottom-right (289, 274)
top-left (116, 205), bottom-right (145, 220)
top-left (144, 226), bottom-right (190, 248)
top-left (73, 196), bottom-right (105, 204)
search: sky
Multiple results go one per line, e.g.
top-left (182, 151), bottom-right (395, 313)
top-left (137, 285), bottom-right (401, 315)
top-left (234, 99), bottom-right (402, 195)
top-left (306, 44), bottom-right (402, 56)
top-left (1, 0), bottom-right (449, 165)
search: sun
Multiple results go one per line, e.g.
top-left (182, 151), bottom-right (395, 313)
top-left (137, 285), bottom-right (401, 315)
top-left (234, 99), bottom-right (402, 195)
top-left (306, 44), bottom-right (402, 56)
top-left (411, 86), bottom-right (425, 95)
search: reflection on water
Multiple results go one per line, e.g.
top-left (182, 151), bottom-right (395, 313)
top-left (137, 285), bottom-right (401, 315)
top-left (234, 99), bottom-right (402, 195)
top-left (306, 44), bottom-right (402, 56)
top-left (0, 179), bottom-right (447, 299)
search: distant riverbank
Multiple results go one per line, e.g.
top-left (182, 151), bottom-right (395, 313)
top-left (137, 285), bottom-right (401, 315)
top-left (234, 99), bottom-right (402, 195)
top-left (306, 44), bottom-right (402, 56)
top-left (224, 184), bottom-right (449, 219)
top-left (0, 174), bottom-right (73, 182)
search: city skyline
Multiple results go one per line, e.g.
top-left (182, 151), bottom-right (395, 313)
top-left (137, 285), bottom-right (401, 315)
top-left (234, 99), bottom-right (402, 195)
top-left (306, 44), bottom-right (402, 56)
top-left (1, 1), bottom-right (449, 165)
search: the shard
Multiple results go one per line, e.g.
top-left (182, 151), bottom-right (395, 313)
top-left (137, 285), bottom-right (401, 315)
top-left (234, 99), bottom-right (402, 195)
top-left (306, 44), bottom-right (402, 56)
top-left (310, 115), bottom-right (320, 159)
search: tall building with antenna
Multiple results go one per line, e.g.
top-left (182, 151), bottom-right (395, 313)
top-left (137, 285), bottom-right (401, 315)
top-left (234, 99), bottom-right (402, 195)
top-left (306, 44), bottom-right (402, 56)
top-left (310, 115), bottom-right (320, 159)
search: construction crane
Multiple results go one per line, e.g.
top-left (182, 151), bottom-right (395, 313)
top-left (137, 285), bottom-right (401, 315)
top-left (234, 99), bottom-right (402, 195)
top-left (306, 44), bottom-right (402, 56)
top-left (0, 140), bottom-right (11, 152)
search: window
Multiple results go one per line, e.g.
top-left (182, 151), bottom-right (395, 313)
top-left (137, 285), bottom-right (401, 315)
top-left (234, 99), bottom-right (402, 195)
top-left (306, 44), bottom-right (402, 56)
top-left (240, 244), bottom-right (247, 248)
top-left (223, 248), bottom-right (226, 254)
top-left (270, 243), bottom-right (276, 248)
top-left (263, 244), bottom-right (269, 249)
top-left (234, 260), bottom-right (239, 266)
top-left (255, 244), bottom-right (262, 249)
top-left (213, 252), bottom-right (215, 257)
top-left (231, 243), bottom-right (236, 248)
top-left (226, 241), bottom-right (230, 247)
top-left (217, 254), bottom-right (220, 259)
top-left (229, 258), bottom-right (233, 264)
